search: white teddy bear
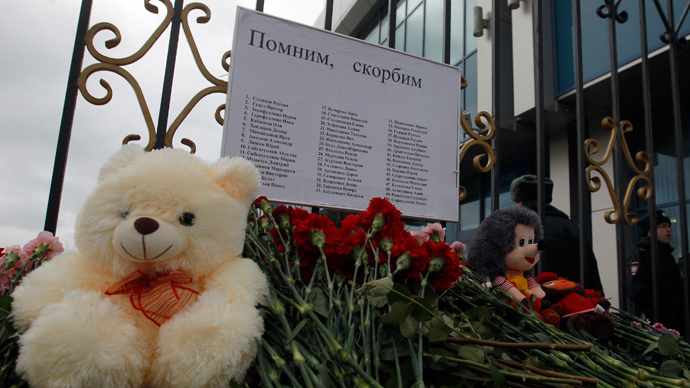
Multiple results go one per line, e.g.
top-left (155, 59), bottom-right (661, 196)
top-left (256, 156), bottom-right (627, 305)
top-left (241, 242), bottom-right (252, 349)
top-left (12, 144), bottom-right (269, 388)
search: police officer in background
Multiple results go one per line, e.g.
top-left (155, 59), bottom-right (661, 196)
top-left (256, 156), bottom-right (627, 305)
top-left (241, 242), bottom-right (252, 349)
top-left (510, 174), bottom-right (604, 293)
top-left (626, 210), bottom-right (685, 335)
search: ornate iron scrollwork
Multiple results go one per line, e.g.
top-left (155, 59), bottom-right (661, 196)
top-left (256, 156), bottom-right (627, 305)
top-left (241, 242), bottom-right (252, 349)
top-left (585, 117), bottom-right (653, 226)
top-left (458, 76), bottom-right (496, 201)
top-left (77, 0), bottom-right (229, 153)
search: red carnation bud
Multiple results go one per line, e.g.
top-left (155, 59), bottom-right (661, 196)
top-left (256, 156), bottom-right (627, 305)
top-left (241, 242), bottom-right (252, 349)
top-left (371, 214), bottom-right (386, 233)
top-left (310, 230), bottom-right (326, 249)
top-left (396, 252), bottom-right (411, 271)
top-left (428, 256), bottom-right (446, 274)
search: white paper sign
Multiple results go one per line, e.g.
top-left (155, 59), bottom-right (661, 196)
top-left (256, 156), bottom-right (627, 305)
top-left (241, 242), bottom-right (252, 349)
top-left (222, 7), bottom-right (461, 222)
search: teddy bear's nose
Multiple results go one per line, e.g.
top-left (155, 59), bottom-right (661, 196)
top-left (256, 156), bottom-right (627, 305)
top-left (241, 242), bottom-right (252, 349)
top-left (134, 217), bottom-right (159, 235)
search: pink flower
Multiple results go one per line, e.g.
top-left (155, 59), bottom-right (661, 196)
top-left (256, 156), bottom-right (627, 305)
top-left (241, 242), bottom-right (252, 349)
top-left (450, 241), bottom-right (467, 255)
top-left (2, 245), bottom-right (30, 270)
top-left (23, 231), bottom-right (64, 261)
top-left (413, 223), bottom-right (446, 244)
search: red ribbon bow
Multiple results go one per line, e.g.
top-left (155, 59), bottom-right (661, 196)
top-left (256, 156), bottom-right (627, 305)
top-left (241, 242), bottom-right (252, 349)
top-left (105, 269), bottom-right (199, 326)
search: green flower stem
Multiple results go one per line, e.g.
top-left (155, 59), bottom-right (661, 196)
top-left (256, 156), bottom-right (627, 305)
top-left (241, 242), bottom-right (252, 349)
top-left (414, 272), bottom-right (432, 387)
top-left (494, 358), bottom-right (599, 386)
top-left (373, 323), bottom-right (383, 382)
top-left (318, 247), bottom-right (334, 308)
top-left (391, 337), bottom-right (403, 388)
top-left (304, 308), bottom-right (383, 388)
top-left (291, 342), bottom-right (316, 388)
top-left (255, 340), bottom-right (277, 388)
top-left (261, 339), bottom-right (304, 388)
top-left (361, 294), bottom-right (371, 376)
top-left (348, 251), bottom-right (365, 326)
top-left (592, 350), bottom-right (690, 386)
top-left (445, 336), bottom-right (592, 351)
top-left (406, 340), bottom-right (423, 388)
top-left (426, 353), bottom-right (588, 385)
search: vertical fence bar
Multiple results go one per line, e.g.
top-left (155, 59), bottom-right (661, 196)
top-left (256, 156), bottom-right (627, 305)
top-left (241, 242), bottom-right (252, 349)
top-left (154, 0), bottom-right (184, 149)
top-left (664, 0), bottom-right (690, 338)
top-left (44, 0), bottom-right (94, 234)
top-left (490, 0), bottom-right (501, 213)
top-left (325, 0), bottom-right (334, 31)
top-left (388, 0), bottom-right (398, 49)
top-left (442, 0), bottom-right (451, 65)
top-left (532, 0), bottom-right (547, 252)
top-left (638, 0), bottom-right (661, 324)
top-left (573, 1), bottom-right (593, 290)
top-left (601, 0), bottom-right (629, 309)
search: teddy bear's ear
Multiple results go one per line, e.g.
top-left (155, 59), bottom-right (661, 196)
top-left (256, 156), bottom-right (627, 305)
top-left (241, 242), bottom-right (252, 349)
top-left (97, 144), bottom-right (146, 183)
top-left (212, 156), bottom-right (261, 203)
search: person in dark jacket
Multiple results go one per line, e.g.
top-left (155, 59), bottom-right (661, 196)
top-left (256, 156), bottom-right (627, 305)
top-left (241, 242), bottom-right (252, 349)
top-left (626, 210), bottom-right (685, 335)
top-left (510, 174), bottom-right (604, 293)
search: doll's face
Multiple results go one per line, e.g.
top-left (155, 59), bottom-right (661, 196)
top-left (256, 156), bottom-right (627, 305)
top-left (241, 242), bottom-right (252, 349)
top-left (505, 224), bottom-right (540, 271)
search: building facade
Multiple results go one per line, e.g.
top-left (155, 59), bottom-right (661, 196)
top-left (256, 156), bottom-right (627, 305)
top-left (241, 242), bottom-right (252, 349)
top-left (316, 0), bottom-right (690, 314)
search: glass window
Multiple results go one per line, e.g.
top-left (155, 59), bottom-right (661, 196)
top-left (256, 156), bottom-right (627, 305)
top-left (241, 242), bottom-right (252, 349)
top-left (364, 26), bottom-right (379, 44)
top-left (381, 13), bottom-right (389, 45)
top-left (397, 0), bottom-right (407, 27)
top-left (406, 6), bottom-right (424, 56)
top-left (460, 176), bottom-right (481, 230)
top-left (425, 0), bottom-right (444, 62)
top-left (409, 0), bottom-right (423, 13)
top-left (553, 1), bottom-right (690, 95)
top-left (464, 0), bottom-right (477, 53)
top-left (396, 24), bottom-right (406, 51)
top-left (463, 53), bottom-right (477, 113)
top-left (450, 0), bottom-right (465, 65)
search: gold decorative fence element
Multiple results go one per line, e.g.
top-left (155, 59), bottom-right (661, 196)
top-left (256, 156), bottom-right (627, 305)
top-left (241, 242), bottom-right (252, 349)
top-left (585, 117), bottom-right (653, 226)
top-left (458, 76), bottom-right (497, 201)
top-left (77, 0), bottom-right (229, 153)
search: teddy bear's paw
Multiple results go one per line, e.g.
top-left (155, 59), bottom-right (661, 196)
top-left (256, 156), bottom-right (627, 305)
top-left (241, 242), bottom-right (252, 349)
top-left (150, 290), bottom-right (264, 388)
top-left (16, 290), bottom-right (149, 388)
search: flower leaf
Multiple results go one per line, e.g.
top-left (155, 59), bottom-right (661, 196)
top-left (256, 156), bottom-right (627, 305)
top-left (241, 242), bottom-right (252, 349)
top-left (410, 296), bottom-right (433, 322)
top-left (428, 321), bottom-right (451, 343)
top-left (380, 301), bottom-right (413, 325)
top-left (286, 319), bottom-right (309, 344)
top-left (400, 316), bottom-right (418, 340)
top-left (368, 295), bottom-right (389, 308)
top-left (643, 341), bottom-right (659, 356)
top-left (660, 359), bottom-right (683, 377)
top-left (311, 288), bottom-right (329, 317)
top-left (387, 282), bottom-right (412, 305)
top-left (658, 334), bottom-right (679, 357)
top-left (457, 344), bottom-right (484, 363)
top-left (356, 277), bottom-right (394, 297)
top-left (489, 364), bottom-right (507, 387)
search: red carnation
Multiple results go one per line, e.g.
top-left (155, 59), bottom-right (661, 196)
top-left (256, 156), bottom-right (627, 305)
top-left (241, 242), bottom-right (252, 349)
top-left (359, 198), bottom-right (405, 237)
top-left (422, 240), bottom-right (464, 291)
top-left (390, 234), bottom-right (430, 281)
top-left (293, 214), bottom-right (340, 270)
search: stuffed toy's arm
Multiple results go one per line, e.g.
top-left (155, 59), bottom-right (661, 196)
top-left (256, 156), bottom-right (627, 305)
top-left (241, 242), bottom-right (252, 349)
top-left (150, 258), bottom-right (270, 387)
top-left (525, 277), bottom-right (545, 299)
top-left (11, 252), bottom-right (105, 332)
top-left (493, 276), bottom-right (526, 301)
top-left (203, 257), bottom-right (270, 306)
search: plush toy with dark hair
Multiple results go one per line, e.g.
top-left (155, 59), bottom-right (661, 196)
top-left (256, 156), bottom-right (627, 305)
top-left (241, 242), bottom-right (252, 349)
top-left (536, 272), bottom-right (614, 340)
top-left (466, 206), bottom-right (545, 304)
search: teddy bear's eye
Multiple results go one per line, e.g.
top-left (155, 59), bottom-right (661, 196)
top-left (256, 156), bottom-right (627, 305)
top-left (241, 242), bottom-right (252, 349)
top-left (121, 210), bottom-right (129, 219)
top-left (519, 238), bottom-right (526, 247)
top-left (179, 212), bottom-right (195, 226)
